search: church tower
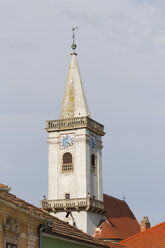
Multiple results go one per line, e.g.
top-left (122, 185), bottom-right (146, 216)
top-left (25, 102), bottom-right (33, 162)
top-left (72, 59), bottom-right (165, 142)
top-left (41, 31), bottom-right (105, 236)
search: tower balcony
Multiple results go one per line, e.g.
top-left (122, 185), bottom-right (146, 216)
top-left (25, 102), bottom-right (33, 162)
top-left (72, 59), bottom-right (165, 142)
top-left (46, 116), bottom-right (105, 136)
top-left (40, 197), bottom-right (106, 214)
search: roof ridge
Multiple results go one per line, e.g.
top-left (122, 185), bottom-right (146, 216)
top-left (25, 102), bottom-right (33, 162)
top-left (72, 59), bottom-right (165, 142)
top-left (120, 221), bottom-right (165, 244)
top-left (103, 194), bottom-right (127, 204)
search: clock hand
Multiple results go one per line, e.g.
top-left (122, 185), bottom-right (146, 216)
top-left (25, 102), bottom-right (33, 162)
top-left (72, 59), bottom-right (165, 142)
top-left (66, 140), bottom-right (71, 146)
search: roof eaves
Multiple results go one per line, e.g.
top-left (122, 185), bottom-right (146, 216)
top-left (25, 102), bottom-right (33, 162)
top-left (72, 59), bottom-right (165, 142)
top-left (119, 221), bottom-right (165, 245)
top-left (0, 183), bottom-right (11, 192)
top-left (0, 197), bottom-right (52, 224)
top-left (43, 231), bottom-right (108, 248)
top-left (0, 193), bottom-right (109, 248)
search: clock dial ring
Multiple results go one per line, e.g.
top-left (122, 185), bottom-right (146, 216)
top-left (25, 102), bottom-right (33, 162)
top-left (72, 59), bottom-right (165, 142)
top-left (60, 133), bottom-right (75, 149)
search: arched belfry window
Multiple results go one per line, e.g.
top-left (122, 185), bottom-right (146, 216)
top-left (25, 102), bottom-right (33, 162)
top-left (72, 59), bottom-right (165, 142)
top-left (62, 152), bottom-right (73, 173)
top-left (91, 154), bottom-right (96, 173)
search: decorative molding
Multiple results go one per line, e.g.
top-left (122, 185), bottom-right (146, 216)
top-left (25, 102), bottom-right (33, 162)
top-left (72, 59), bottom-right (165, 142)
top-left (27, 235), bottom-right (38, 248)
top-left (27, 226), bottom-right (34, 236)
top-left (97, 140), bottom-right (103, 149)
top-left (20, 232), bottom-right (27, 239)
top-left (2, 218), bottom-right (21, 241)
top-left (47, 136), bottom-right (59, 145)
top-left (75, 134), bottom-right (90, 143)
top-left (47, 139), bottom-right (59, 145)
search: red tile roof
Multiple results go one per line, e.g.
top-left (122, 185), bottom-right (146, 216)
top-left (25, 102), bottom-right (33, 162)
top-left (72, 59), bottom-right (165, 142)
top-left (0, 183), bottom-right (8, 188)
top-left (0, 183), bottom-right (11, 191)
top-left (94, 194), bottom-right (140, 240)
top-left (119, 221), bottom-right (165, 248)
top-left (106, 242), bottom-right (126, 248)
top-left (0, 189), bottom-right (124, 248)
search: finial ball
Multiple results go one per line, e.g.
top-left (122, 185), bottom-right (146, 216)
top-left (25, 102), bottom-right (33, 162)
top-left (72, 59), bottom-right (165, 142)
top-left (71, 43), bottom-right (77, 51)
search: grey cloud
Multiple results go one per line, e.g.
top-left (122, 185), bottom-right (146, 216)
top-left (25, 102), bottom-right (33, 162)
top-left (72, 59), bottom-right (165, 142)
top-left (55, 3), bottom-right (106, 27)
top-left (0, 39), bottom-right (40, 50)
top-left (62, 9), bottom-right (105, 27)
top-left (57, 1), bottom-right (165, 49)
top-left (152, 32), bottom-right (165, 47)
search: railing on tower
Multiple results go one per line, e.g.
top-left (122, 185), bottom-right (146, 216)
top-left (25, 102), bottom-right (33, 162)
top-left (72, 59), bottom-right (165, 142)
top-left (46, 116), bottom-right (105, 136)
top-left (40, 197), bottom-right (105, 214)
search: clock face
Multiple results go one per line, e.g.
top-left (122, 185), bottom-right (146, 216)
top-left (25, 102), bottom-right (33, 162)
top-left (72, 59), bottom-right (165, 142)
top-left (90, 135), bottom-right (96, 150)
top-left (60, 134), bottom-right (74, 149)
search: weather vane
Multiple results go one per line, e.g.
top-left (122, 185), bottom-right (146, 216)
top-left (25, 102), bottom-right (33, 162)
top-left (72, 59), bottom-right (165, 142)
top-left (71, 26), bottom-right (78, 53)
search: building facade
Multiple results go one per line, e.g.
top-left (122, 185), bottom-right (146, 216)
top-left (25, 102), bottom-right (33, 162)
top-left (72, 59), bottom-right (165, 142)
top-left (0, 184), bottom-right (39, 248)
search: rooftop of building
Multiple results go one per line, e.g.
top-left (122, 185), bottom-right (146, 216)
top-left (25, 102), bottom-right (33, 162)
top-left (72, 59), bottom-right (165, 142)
top-left (94, 194), bottom-right (140, 241)
top-left (0, 184), bottom-right (124, 248)
top-left (0, 183), bottom-right (8, 188)
top-left (0, 183), bottom-right (11, 191)
top-left (119, 221), bottom-right (165, 248)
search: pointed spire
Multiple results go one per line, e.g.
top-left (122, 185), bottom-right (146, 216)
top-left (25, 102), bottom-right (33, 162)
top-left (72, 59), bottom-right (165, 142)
top-left (60, 54), bottom-right (91, 119)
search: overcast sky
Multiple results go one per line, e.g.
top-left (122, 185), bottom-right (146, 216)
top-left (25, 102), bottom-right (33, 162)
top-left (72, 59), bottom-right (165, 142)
top-left (1, 0), bottom-right (165, 227)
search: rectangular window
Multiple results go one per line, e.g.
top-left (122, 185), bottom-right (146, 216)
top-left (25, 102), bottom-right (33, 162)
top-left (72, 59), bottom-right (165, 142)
top-left (6, 244), bottom-right (17, 248)
top-left (65, 193), bottom-right (70, 200)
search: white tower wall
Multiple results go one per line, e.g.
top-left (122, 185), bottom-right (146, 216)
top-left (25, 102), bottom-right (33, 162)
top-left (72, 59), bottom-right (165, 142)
top-left (48, 128), bottom-right (103, 201)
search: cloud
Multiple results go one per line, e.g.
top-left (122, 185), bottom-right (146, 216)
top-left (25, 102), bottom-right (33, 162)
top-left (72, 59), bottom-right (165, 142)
top-left (62, 9), bottom-right (104, 27)
top-left (0, 38), bottom-right (39, 50)
top-left (0, 161), bottom-right (15, 171)
top-left (56, 0), bottom-right (165, 49)
top-left (55, 2), bottom-right (106, 27)
top-left (152, 32), bottom-right (165, 47)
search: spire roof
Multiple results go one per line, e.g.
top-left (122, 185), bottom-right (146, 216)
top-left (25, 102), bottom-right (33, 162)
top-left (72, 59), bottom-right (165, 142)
top-left (60, 54), bottom-right (91, 119)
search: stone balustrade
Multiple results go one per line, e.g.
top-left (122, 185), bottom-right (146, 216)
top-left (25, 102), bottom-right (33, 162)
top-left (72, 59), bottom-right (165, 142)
top-left (46, 116), bottom-right (105, 136)
top-left (40, 197), bottom-right (105, 214)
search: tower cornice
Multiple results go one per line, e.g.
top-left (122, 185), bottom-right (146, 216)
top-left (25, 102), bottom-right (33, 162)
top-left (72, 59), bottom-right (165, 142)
top-left (46, 116), bottom-right (105, 136)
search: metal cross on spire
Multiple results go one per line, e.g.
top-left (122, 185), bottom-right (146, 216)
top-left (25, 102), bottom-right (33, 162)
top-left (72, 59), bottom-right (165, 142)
top-left (71, 26), bottom-right (78, 53)
top-left (122, 195), bottom-right (126, 201)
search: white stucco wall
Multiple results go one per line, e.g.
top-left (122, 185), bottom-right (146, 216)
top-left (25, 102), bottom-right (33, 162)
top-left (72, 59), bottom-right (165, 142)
top-left (48, 128), bottom-right (103, 200)
top-left (47, 126), bottom-right (104, 235)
